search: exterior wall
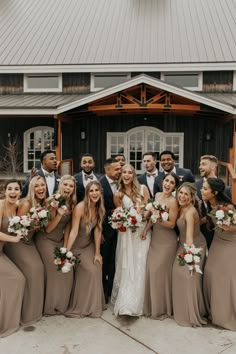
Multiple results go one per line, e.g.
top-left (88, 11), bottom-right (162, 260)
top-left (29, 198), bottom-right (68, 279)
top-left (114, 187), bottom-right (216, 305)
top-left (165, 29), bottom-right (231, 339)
top-left (0, 74), bottom-right (23, 94)
top-left (62, 73), bottom-right (90, 93)
top-left (203, 71), bottom-right (233, 92)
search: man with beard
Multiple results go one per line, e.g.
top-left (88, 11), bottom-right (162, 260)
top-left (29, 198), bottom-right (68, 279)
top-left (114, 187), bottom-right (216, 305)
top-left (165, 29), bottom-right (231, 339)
top-left (22, 150), bottom-right (59, 198)
top-left (74, 153), bottom-right (101, 202)
top-left (138, 152), bottom-right (160, 198)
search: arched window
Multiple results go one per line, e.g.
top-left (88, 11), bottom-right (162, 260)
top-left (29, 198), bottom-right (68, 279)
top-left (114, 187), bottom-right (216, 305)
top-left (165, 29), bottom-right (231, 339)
top-left (23, 126), bottom-right (55, 172)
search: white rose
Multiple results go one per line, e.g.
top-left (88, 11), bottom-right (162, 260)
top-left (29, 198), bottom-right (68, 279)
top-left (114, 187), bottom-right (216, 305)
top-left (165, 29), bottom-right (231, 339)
top-left (20, 216), bottom-right (31, 227)
top-left (184, 253), bottom-right (193, 263)
top-left (66, 251), bottom-right (73, 258)
top-left (193, 255), bottom-right (200, 263)
top-left (215, 209), bottom-right (225, 219)
top-left (145, 203), bottom-right (153, 211)
top-left (38, 209), bottom-right (47, 218)
top-left (194, 265), bottom-right (202, 274)
top-left (55, 194), bottom-right (61, 199)
top-left (61, 265), bottom-right (71, 273)
top-left (9, 216), bottom-right (20, 225)
top-left (161, 212), bottom-right (169, 221)
top-left (60, 247), bottom-right (67, 254)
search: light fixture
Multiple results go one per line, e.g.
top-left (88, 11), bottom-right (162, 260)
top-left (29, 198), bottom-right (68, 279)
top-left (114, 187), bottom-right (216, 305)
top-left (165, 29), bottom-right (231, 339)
top-left (205, 130), bottom-right (213, 142)
top-left (80, 131), bottom-right (87, 140)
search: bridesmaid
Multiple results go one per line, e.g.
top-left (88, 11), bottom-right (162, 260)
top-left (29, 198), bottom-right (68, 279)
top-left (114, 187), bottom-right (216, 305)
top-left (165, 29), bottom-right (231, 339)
top-left (35, 175), bottom-right (77, 315)
top-left (66, 180), bottom-right (105, 318)
top-left (202, 178), bottom-right (236, 331)
top-left (143, 173), bottom-right (179, 319)
top-left (0, 180), bottom-right (25, 337)
top-left (172, 182), bottom-right (207, 327)
top-left (4, 176), bottom-right (45, 326)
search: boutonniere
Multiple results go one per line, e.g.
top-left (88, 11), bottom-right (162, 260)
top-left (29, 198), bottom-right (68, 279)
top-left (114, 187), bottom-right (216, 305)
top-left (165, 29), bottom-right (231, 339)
top-left (178, 175), bottom-right (184, 182)
top-left (56, 178), bottom-right (61, 183)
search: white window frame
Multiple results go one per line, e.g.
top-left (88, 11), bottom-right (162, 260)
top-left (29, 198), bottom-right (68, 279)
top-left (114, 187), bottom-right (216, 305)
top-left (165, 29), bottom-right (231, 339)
top-left (23, 126), bottom-right (55, 173)
top-left (161, 72), bottom-right (203, 91)
top-left (24, 73), bottom-right (62, 92)
top-left (91, 73), bottom-right (131, 92)
top-left (106, 132), bottom-right (127, 158)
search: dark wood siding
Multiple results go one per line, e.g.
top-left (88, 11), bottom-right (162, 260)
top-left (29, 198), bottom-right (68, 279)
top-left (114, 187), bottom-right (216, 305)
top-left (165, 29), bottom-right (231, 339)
top-left (63, 73), bottom-right (90, 94)
top-left (203, 71), bottom-right (233, 92)
top-left (0, 74), bottom-right (23, 94)
top-left (131, 72), bottom-right (161, 79)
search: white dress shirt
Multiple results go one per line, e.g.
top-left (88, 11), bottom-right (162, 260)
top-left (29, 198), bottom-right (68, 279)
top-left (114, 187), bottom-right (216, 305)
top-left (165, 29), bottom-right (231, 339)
top-left (42, 168), bottom-right (55, 196)
top-left (106, 176), bottom-right (118, 194)
top-left (82, 171), bottom-right (97, 188)
top-left (146, 169), bottom-right (158, 197)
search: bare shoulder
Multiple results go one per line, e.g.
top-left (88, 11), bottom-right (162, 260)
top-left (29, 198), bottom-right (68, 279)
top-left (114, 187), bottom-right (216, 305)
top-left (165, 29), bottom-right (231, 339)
top-left (168, 196), bottom-right (178, 207)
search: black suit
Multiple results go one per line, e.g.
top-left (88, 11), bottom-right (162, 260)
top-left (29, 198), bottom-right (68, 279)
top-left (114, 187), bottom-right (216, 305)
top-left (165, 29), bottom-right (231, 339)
top-left (74, 171), bottom-right (102, 202)
top-left (21, 169), bottom-right (60, 198)
top-left (154, 167), bottom-right (195, 192)
top-left (100, 175), bottom-right (117, 297)
top-left (138, 173), bottom-right (160, 198)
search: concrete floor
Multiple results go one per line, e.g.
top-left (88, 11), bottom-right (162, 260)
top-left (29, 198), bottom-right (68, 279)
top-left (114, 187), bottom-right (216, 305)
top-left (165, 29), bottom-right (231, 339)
top-left (1, 303), bottom-right (236, 354)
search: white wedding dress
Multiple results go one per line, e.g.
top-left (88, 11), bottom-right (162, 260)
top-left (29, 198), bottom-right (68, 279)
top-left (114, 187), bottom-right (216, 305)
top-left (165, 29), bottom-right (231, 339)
top-left (111, 191), bottom-right (151, 316)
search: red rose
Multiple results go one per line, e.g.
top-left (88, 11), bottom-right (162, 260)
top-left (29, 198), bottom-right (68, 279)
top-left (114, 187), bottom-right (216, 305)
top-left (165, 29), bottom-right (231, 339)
top-left (131, 217), bottom-right (137, 225)
top-left (119, 226), bottom-right (126, 232)
top-left (187, 250), bottom-right (192, 254)
top-left (179, 253), bottom-right (185, 259)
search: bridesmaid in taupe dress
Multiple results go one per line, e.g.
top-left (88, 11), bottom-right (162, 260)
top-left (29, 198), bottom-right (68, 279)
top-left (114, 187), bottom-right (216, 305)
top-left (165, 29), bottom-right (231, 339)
top-left (66, 181), bottom-right (106, 318)
top-left (172, 182), bottom-right (207, 327)
top-left (35, 175), bottom-right (77, 315)
top-left (202, 178), bottom-right (236, 331)
top-left (143, 173), bottom-right (179, 319)
top-left (0, 180), bottom-right (25, 337)
top-left (4, 176), bottom-right (45, 326)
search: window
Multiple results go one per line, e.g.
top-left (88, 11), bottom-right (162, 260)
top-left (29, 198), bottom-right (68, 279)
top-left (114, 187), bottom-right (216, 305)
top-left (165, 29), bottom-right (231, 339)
top-left (24, 127), bottom-right (55, 172)
top-left (24, 74), bottom-right (62, 92)
top-left (161, 72), bottom-right (202, 91)
top-left (91, 73), bottom-right (130, 91)
top-left (107, 127), bottom-right (184, 175)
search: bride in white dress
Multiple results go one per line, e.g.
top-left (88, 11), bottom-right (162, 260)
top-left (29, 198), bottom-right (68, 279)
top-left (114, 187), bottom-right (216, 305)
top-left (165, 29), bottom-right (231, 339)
top-left (111, 164), bottom-right (151, 316)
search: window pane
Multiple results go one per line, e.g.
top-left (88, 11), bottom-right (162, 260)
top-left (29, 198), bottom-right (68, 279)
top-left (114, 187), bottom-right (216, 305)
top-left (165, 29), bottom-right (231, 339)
top-left (94, 75), bottom-right (128, 89)
top-left (164, 74), bottom-right (198, 87)
top-left (27, 75), bottom-right (60, 89)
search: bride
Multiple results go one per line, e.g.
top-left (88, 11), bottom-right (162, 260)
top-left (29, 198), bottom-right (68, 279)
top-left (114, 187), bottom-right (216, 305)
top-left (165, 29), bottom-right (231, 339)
top-left (111, 164), bottom-right (151, 316)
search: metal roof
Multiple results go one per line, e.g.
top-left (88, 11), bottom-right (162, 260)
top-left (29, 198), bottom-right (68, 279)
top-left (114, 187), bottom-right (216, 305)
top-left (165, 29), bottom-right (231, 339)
top-left (0, 0), bottom-right (235, 68)
top-left (0, 75), bottom-right (236, 115)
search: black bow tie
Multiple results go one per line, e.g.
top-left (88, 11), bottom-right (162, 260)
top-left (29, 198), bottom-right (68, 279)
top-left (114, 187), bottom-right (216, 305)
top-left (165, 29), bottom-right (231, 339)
top-left (147, 172), bottom-right (156, 177)
top-left (85, 174), bottom-right (94, 181)
top-left (45, 171), bottom-right (54, 177)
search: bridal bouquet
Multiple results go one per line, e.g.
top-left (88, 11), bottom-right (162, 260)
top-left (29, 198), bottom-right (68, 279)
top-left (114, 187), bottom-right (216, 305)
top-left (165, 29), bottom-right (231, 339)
top-left (177, 244), bottom-right (203, 275)
top-left (29, 206), bottom-right (49, 230)
top-left (54, 247), bottom-right (80, 273)
top-left (145, 201), bottom-right (169, 223)
top-left (48, 193), bottom-right (67, 210)
top-left (109, 206), bottom-right (143, 232)
top-left (8, 215), bottom-right (31, 237)
top-left (208, 205), bottom-right (236, 230)
top-left (125, 207), bottom-right (143, 232)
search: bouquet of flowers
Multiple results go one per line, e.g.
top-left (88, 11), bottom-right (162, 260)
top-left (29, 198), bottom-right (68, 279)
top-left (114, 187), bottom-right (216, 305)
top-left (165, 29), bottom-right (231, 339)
top-left (125, 207), bottom-right (143, 232)
top-left (145, 200), bottom-right (169, 223)
top-left (177, 243), bottom-right (203, 275)
top-left (8, 215), bottom-right (31, 237)
top-left (109, 206), bottom-right (143, 232)
top-left (48, 193), bottom-right (67, 210)
top-left (29, 206), bottom-right (49, 230)
top-left (208, 205), bottom-right (236, 230)
top-left (54, 247), bottom-right (80, 273)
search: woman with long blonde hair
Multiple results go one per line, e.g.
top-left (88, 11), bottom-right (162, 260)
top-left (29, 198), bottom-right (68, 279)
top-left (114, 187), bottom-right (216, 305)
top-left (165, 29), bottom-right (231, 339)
top-left (35, 175), bottom-right (77, 315)
top-left (4, 176), bottom-right (46, 326)
top-left (66, 180), bottom-right (106, 318)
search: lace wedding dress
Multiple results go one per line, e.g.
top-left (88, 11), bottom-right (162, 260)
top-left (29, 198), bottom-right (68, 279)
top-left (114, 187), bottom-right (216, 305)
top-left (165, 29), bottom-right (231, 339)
top-left (111, 192), bottom-right (151, 316)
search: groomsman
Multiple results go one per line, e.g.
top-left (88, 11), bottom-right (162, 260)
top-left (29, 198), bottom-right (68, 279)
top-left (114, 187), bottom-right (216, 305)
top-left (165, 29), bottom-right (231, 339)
top-left (21, 149), bottom-right (60, 198)
top-left (74, 153), bottom-right (101, 202)
top-left (138, 152), bottom-right (160, 198)
top-left (114, 153), bottom-right (126, 167)
top-left (100, 158), bottom-right (121, 303)
top-left (154, 150), bottom-right (195, 192)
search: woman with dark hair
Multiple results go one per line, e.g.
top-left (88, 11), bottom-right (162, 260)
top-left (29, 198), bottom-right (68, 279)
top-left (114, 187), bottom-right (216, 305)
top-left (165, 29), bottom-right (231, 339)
top-left (172, 182), bottom-right (207, 327)
top-left (202, 178), bottom-right (236, 331)
top-left (4, 176), bottom-right (46, 326)
top-left (0, 180), bottom-right (25, 337)
top-left (66, 180), bottom-right (105, 318)
top-left (111, 164), bottom-right (151, 316)
top-left (35, 175), bottom-right (77, 315)
top-left (143, 172), bottom-right (179, 319)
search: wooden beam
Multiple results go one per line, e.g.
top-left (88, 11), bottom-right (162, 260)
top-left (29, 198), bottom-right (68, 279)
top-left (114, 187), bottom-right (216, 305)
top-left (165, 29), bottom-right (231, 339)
top-left (54, 115), bottom-right (62, 162)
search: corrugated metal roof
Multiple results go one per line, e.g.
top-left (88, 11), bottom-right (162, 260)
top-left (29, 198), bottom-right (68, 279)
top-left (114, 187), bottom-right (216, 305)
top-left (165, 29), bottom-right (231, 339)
top-left (0, 0), bottom-right (235, 66)
top-left (199, 93), bottom-right (236, 108)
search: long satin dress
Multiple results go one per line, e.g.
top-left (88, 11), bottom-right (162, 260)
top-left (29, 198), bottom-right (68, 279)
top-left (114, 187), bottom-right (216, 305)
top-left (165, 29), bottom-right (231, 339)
top-left (0, 217), bottom-right (25, 337)
top-left (4, 227), bottom-right (44, 326)
top-left (172, 217), bottom-right (207, 327)
top-left (66, 218), bottom-right (105, 318)
top-left (144, 221), bottom-right (177, 319)
top-left (35, 213), bottom-right (73, 315)
top-left (204, 226), bottom-right (236, 331)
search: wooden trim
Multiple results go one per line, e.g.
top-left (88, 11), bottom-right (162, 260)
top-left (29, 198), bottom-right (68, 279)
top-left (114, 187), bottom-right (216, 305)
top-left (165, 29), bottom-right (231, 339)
top-left (218, 160), bottom-right (236, 203)
top-left (55, 115), bottom-right (62, 161)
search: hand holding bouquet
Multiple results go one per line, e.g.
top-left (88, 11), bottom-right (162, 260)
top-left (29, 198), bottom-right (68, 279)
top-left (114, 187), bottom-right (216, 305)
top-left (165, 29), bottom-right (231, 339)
top-left (109, 207), bottom-right (128, 232)
top-left (49, 193), bottom-right (67, 210)
top-left (29, 206), bottom-right (49, 230)
top-left (54, 247), bottom-right (80, 273)
top-left (177, 243), bottom-right (203, 275)
top-left (8, 215), bottom-right (31, 238)
top-left (145, 200), bottom-right (169, 223)
top-left (208, 205), bottom-right (236, 231)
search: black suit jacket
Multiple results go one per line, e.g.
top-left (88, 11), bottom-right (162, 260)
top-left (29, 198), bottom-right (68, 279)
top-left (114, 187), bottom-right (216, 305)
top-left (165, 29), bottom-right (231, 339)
top-left (74, 171), bottom-right (102, 203)
top-left (154, 167), bottom-right (195, 192)
top-left (138, 173), bottom-right (160, 198)
top-left (21, 169), bottom-right (60, 198)
top-left (99, 175), bottom-right (117, 239)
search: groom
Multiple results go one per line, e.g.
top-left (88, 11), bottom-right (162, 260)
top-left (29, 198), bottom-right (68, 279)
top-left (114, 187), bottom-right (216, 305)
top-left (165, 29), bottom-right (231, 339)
top-left (100, 158), bottom-right (121, 303)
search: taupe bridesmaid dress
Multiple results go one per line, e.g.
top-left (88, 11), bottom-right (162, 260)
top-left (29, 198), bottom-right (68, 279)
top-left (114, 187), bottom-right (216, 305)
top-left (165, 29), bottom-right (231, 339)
top-left (4, 228), bottom-right (44, 326)
top-left (204, 226), bottom-right (236, 331)
top-left (172, 217), bottom-right (207, 327)
top-left (144, 221), bottom-right (177, 319)
top-left (35, 214), bottom-right (73, 315)
top-left (0, 217), bottom-right (25, 337)
top-left (66, 218), bottom-right (105, 318)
